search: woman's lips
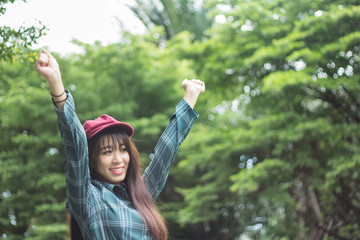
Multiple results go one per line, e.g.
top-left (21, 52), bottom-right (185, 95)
top-left (110, 167), bottom-right (124, 175)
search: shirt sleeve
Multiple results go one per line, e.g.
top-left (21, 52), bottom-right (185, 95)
top-left (54, 90), bottom-right (90, 215)
top-left (143, 99), bottom-right (199, 200)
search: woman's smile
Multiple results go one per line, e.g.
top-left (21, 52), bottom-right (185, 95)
top-left (110, 167), bottom-right (125, 175)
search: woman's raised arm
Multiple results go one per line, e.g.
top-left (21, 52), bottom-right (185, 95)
top-left (144, 79), bottom-right (205, 199)
top-left (34, 49), bottom-right (66, 111)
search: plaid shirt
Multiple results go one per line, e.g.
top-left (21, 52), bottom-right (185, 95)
top-left (55, 91), bottom-right (198, 240)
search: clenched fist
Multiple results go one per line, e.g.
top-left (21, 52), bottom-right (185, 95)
top-left (34, 49), bottom-right (62, 83)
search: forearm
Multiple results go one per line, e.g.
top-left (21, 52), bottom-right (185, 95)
top-left (183, 88), bottom-right (201, 109)
top-left (56, 92), bottom-right (91, 211)
top-left (49, 80), bottom-right (66, 111)
top-left (143, 99), bottom-right (199, 199)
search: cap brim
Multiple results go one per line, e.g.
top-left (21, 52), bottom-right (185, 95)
top-left (87, 122), bottom-right (134, 139)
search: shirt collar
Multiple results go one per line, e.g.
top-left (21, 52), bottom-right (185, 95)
top-left (94, 180), bottom-right (130, 200)
top-left (101, 181), bottom-right (117, 191)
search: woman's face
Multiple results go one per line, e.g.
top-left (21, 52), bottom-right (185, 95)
top-left (95, 136), bottom-right (130, 185)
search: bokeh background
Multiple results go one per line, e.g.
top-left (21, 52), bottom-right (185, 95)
top-left (1, 0), bottom-right (360, 239)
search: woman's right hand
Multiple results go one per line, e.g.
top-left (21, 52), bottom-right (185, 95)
top-left (34, 49), bottom-right (62, 83)
top-left (35, 49), bottom-right (66, 111)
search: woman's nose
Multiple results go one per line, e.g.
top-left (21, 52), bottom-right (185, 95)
top-left (113, 150), bottom-right (123, 162)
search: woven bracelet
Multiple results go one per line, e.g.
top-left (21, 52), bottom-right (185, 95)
top-left (53, 95), bottom-right (68, 104)
top-left (50, 90), bottom-right (66, 97)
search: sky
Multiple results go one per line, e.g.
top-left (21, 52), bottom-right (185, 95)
top-left (2, 0), bottom-right (146, 55)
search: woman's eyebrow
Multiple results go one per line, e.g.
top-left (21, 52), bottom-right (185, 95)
top-left (100, 144), bottom-right (125, 150)
top-left (100, 145), bottom-right (112, 150)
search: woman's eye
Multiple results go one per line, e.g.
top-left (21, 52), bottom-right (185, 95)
top-left (120, 147), bottom-right (127, 152)
top-left (102, 150), bottom-right (112, 154)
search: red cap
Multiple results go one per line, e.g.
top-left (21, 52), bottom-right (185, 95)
top-left (83, 114), bottom-right (134, 140)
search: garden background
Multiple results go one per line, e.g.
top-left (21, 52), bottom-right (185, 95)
top-left (1, 0), bottom-right (360, 239)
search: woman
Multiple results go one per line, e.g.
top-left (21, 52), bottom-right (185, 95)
top-left (34, 49), bottom-right (205, 240)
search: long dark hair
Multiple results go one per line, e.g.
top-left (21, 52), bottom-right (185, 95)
top-left (67, 212), bottom-right (83, 240)
top-left (70, 127), bottom-right (168, 240)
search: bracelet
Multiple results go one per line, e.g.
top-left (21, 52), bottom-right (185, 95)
top-left (50, 90), bottom-right (66, 97)
top-left (52, 95), bottom-right (68, 104)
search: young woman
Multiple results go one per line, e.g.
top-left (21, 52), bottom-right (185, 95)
top-left (34, 49), bottom-right (205, 240)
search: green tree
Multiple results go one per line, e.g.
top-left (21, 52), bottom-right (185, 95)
top-left (169, 0), bottom-right (360, 239)
top-left (127, 0), bottom-right (212, 40)
top-left (0, 0), bottom-right (46, 61)
top-left (0, 51), bottom-right (67, 240)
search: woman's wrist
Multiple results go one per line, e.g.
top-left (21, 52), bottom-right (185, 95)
top-left (183, 89), bottom-right (200, 109)
top-left (48, 79), bottom-right (66, 111)
top-left (50, 89), bottom-right (66, 97)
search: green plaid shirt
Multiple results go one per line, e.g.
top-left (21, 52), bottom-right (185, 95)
top-left (55, 91), bottom-right (198, 240)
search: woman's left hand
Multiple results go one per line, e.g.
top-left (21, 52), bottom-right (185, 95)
top-left (182, 79), bottom-right (205, 94)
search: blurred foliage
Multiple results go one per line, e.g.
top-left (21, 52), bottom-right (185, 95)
top-left (127, 0), bottom-right (212, 40)
top-left (0, 0), bottom-right (47, 61)
top-left (168, 0), bottom-right (360, 239)
top-left (1, 0), bottom-right (360, 239)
